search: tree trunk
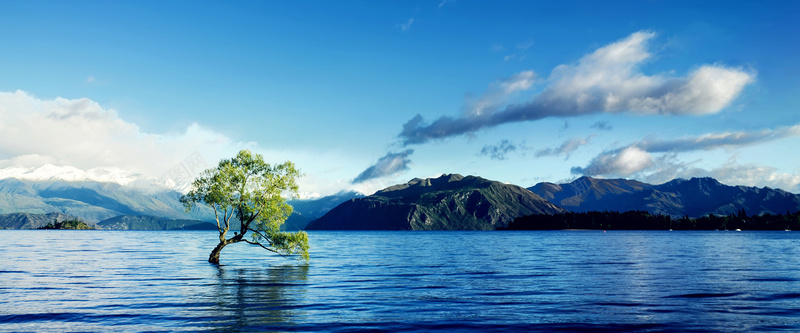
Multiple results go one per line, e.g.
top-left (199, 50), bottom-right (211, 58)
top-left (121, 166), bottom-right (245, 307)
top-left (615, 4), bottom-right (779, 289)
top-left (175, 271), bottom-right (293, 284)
top-left (209, 232), bottom-right (246, 264)
top-left (208, 241), bottom-right (227, 264)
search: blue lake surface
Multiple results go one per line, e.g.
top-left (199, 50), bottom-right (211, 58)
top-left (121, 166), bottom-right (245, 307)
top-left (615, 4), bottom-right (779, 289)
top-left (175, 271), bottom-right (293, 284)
top-left (1, 230), bottom-right (800, 332)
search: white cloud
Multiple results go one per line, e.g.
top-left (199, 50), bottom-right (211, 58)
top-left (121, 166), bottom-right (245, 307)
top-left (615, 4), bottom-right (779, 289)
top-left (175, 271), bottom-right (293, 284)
top-left (642, 156), bottom-right (800, 193)
top-left (352, 149), bottom-right (414, 184)
top-left (573, 146), bottom-right (654, 177)
top-left (0, 90), bottom-right (251, 189)
top-left (465, 71), bottom-right (536, 117)
top-left (499, 70), bottom-right (536, 95)
top-left (399, 30), bottom-right (756, 145)
top-left (571, 125), bottom-right (800, 192)
top-left (707, 164), bottom-right (800, 193)
top-left (531, 31), bottom-right (754, 116)
top-left (626, 65), bottom-right (755, 114)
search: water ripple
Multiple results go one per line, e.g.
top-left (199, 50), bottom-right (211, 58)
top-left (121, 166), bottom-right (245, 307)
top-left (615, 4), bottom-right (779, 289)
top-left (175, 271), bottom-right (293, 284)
top-left (2, 230), bottom-right (800, 332)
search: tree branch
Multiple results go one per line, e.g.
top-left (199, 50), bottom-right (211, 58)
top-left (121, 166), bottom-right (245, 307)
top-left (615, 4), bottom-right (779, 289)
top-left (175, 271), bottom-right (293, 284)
top-left (225, 206), bottom-right (235, 230)
top-left (250, 228), bottom-right (275, 246)
top-left (242, 210), bottom-right (261, 231)
top-left (243, 239), bottom-right (292, 258)
top-left (212, 205), bottom-right (222, 234)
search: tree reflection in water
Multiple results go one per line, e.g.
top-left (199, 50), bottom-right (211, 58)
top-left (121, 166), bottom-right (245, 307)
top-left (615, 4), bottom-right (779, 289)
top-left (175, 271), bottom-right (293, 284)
top-left (210, 264), bottom-right (309, 331)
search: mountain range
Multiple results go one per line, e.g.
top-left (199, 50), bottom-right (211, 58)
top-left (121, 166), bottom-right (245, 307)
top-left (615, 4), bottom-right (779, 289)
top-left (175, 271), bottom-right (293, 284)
top-left (0, 212), bottom-right (81, 229)
top-left (529, 176), bottom-right (800, 218)
top-left (0, 176), bottom-right (361, 230)
top-left (0, 164), bottom-right (148, 186)
top-left (0, 177), bottom-right (215, 222)
top-left (1, 169), bottom-right (799, 230)
top-left (306, 174), bottom-right (564, 230)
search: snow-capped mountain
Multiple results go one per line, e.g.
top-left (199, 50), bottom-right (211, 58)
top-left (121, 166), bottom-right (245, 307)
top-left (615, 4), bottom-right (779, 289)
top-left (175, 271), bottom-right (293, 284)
top-left (0, 164), bottom-right (176, 190)
top-left (0, 167), bottom-right (215, 224)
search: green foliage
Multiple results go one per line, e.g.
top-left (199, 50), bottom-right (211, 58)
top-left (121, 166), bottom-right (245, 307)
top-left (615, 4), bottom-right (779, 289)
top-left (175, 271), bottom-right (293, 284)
top-left (38, 218), bottom-right (94, 230)
top-left (181, 149), bottom-right (309, 263)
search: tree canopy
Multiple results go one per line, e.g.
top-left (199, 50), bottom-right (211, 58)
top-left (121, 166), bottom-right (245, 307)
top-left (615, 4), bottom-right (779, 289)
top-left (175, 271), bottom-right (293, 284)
top-left (38, 218), bottom-right (94, 230)
top-left (181, 149), bottom-right (309, 264)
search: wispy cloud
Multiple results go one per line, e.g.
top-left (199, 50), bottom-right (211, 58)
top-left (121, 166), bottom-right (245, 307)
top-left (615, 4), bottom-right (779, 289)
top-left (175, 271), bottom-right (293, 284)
top-left (400, 71), bottom-right (536, 144)
top-left (399, 31), bottom-right (755, 145)
top-left (501, 39), bottom-right (533, 62)
top-left (699, 163), bottom-right (800, 193)
top-left (640, 154), bottom-right (800, 193)
top-left (591, 121), bottom-right (612, 131)
top-left (516, 40), bottom-right (533, 50)
top-left (535, 135), bottom-right (593, 159)
top-left (397, 18), bottom-right (414, 31)
top-left (572, 125), bottom-right (800, 181)
top-left (638, 126), bottom-right (800, 153)
top-left (352, 149), bottom-right (414, 184)
top-left (465, 70), bottom-right (536, 117)
top-left (85, 76), bottom-right (109, 85)
top-left (479, 139), bottom-right (521, 160)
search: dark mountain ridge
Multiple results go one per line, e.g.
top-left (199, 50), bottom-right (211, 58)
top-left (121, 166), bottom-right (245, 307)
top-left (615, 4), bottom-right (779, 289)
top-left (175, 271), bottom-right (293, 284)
top-left (529, 176), bottom-right (800, 218)
top-left (528, 176), bottom-right (651, 211)
top-left (306, 174), bottom-right (565, 230)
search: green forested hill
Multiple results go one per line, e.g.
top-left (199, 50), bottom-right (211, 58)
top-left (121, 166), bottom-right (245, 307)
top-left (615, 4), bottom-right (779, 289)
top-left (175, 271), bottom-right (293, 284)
top-left (307, 174), bottom-right (565, 230)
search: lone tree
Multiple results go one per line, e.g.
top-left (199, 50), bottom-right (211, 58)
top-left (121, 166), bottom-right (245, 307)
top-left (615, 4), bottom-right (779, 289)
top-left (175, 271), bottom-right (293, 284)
top-left (181, 149), bottom-right (309, 264)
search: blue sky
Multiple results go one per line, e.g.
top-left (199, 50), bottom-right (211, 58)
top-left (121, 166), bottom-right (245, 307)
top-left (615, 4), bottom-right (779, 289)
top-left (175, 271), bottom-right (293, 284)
top-left (0, 0), bottom-right (798, 196)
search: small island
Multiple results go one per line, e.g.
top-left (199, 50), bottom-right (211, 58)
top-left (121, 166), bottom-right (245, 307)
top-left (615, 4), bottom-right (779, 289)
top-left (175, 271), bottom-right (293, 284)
top-left (38, 219), bottom-right (95, 230)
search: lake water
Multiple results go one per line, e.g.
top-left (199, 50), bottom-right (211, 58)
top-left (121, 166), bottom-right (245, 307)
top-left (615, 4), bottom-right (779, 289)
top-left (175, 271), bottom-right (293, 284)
top-left (1, 230), bottom-right (800, 332)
